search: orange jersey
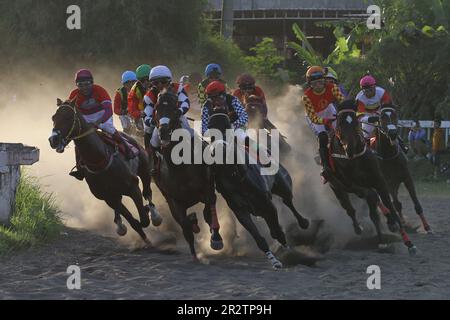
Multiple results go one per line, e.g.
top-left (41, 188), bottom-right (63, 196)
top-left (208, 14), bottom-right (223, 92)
top-left (127, 81), bottom-right (147, 119)
top-left (302, 83), bottom-right (345, 124)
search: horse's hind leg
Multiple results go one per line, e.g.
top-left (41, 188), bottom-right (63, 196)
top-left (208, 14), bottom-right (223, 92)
top-left (404, 174), bottom-right (431, 233)
top-left (260, 200), bottom-right (288, 248)
top-left (330, 185), bottom-right (363, 235)
top-left (129, 184), bottom-right (151, 228)
top-left (119, 203), bottom-right (151, 244)
top-left (273, 169), bottom-right (309, 229)
top-left (105, 197), bottom-right (127, 236)
top-left (233, 208), bottom-right (282, 269)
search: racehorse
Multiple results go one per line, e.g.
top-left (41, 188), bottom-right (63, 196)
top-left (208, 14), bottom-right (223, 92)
top-left (205, 103), bottom-right (310, 269)
top-left (371, 104), bottom-right (432, 233)
top-left (149, 90), bottom-right (224, 260)
top-left (49, 99), bottom-right (162, 243)
top-left (327, 99), bottom-right (417, 255)
top-left (244, 95), bottom-right (291, 156)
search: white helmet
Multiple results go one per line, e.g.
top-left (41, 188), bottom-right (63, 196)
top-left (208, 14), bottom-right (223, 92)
top-left (149, 65), bottom-right (173, 81)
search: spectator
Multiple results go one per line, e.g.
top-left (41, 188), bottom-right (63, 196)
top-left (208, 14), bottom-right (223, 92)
top-left (431, 117), bottom-right (446, 178)
top-left (408, 120), bottom-right (429, 160)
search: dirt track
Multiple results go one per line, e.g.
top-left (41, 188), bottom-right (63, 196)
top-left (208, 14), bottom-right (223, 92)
top-left (1, 195), bottom-right (449, 300)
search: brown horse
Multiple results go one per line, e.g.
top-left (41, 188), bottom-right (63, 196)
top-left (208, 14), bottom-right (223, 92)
top-left (372, 104), bottom-right (432, 233)
top-left (327, 100), bottom-right (417, 255)
top-left (49, 99), bottom-right (162, 243)
top-left (149, 90), bottom-right (223, 260)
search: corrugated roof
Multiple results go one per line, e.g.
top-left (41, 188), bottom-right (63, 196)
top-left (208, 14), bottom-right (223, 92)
top-left (207, 0), bottom-right (368, 11)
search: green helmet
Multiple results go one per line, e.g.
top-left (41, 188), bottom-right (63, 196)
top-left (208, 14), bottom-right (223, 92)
top-left (136, 64), bottom-right (151, 80)
top-left (325, 66), bottom-right (338, 81)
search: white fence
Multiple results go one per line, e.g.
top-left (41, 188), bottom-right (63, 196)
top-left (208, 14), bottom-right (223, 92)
top-left (399, 120), bottom-right (450, 147)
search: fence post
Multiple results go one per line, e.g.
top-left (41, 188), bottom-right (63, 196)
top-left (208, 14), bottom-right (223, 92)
top-left (0, 143), bottom-right (40, 226)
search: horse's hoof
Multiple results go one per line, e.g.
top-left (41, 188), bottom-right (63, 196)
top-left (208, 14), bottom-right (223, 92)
top-left (116, 224), bottom-right (127, 236)
top-left (144, 238), bottom-right (153, 247)
top-left (298, 218), bottom-right (310, 230)
top-left (425, 227), bottom-right (433, 234)
top-left (408, 245), bottom-right (417, 256)
top-left (353, 223), bottom-right (363, 235)
top-left (210, 239), bottom-right (224, 251)
top-left (377, 243), bottom-right (395, 253)
top-left (272, 260), bottom-right (283, 270)
top-left (148, 205), bottom-right (163, 227)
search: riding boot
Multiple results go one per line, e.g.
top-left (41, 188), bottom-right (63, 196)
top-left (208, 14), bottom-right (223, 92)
top-left (319, 146), bottom-right (332, 183)
top-left (397, 136), bottom-right (409, 154)
top-left (69, 147), bottom-right (85, 181)
top-left (112, 131), bottom-right (135, 160)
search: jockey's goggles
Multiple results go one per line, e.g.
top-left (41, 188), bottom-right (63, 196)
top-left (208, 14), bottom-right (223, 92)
top-left (308, 72), bottom-right (324, 82)
top-left (362, 85), bottom-right (376, 91)
top-left (239, 85), bottom-right (255, 91)
top-left (76, 80), bottom-right (93, 87)
top-left (208, 93), bottom-right (226, 99)
top-left (151, 78), bottom-right (171, 86)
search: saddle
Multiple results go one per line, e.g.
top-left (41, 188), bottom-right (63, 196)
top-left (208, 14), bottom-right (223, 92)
top-left (97, 132), bottom-right (140, 157)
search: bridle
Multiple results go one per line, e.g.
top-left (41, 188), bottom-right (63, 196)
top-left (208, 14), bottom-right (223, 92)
top-left (58, 102), bottom-right (96, 144)
top-left (332, 108), bottom-right (367, 160)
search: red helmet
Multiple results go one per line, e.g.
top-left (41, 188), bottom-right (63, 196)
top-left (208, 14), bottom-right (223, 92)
top-left (75, 69), bottom-right (93, 83)
top-left (236, 74), bottom-right (256, 87)
top-left (205, 81), bottom-right (226, 97)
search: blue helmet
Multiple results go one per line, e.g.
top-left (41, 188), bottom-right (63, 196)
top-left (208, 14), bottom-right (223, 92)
top-left (121, 71), bottom-right (138, 84)
top-left (205, 63), bottom-right (222, 77)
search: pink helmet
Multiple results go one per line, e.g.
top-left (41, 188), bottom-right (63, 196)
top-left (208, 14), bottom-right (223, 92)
top-left (360, 75), bottom-right (376, 88)
top-left (75, 69), bottom-right (93, 83)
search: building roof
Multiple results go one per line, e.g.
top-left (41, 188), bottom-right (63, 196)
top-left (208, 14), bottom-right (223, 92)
top-left (207, 0), bottom-right (368, 11)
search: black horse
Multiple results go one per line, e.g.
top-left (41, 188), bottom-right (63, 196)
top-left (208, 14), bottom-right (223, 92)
top-left (371, 104), bottom-right (432, 233)
top-left (327, 99), bottom-right (417, 255)
top-left (205, 104), bottom-right (310, 269)
top-left (149, 90), bottom-right (223, 260)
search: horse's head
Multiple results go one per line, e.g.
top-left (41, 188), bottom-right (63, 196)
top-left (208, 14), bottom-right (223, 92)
top-left (155, 89), bottom-right (180, 147)
top-left (380, 103), bottom-right (399, 142)
top-left (335, 99), bottom-right (364, 159)
top-left (49, 99), bottom-right (83, 153)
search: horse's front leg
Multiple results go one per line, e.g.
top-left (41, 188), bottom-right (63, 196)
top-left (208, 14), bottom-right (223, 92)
top-left (204, 170), bottom-right (223, 251)
top-left (105, 196), bottom-right (127, 236)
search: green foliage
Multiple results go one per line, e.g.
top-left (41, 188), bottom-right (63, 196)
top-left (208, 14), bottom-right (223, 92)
top-left (244, 38), bottom-right (286, 83)
top-left (0, 173), bottom-right (62, 255)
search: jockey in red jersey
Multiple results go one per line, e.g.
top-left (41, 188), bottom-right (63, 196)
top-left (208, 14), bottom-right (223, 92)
top-left (127, 64), bottom-right (151, 132)
top-left (233, 74), bottom-right (268, 119)
top-left (302, 66), bottom-right (345, 182)
top-left (68, 69), bottom-right (135, 180)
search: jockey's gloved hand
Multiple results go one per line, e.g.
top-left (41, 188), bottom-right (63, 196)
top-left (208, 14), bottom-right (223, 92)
top-left (174, 108), bottom-right (183, 118)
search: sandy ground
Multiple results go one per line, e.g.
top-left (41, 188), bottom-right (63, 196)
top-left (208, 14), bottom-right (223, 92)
top-left (1, 194), bottom-right (449, 300)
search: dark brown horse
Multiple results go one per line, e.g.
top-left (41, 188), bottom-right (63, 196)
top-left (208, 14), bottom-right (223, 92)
top-left (49, 99), bottom-right (162, 243)
top-left (205, 104), bottom-right (310, 269)
top-left (149, 90), bottom-right (223, 260)
top-left (371, 104), bottom-right (432, 233)
top-left (327, 99), bottom-right (417, 255)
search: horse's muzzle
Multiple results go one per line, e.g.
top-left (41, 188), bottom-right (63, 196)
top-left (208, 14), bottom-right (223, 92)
top-left (48, 130), bottom-right (65, 153)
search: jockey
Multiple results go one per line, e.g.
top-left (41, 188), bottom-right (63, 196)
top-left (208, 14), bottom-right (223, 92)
top-left (198, 63), bottom-right (228, 105)
top-left (324, 67), bottom-right (349, 98)
top-left (144, 65), bottom-right (192, 151)
top-left (113, 71), bottom-right (137, 134)
top-left (232, 74), bottom-right (268, 120)
top-left (128, 64), bottom-right (151, 131)
top-left (355, 75), bottom-right (408, 153)
top-left (302, 66), bottom-right (345, 182)
top-left (201, 80), bottom-right (248, 138)
top-left (356, 75), bottom-right (392, 140)
top-left (68, 69), bottom-right (135, 180)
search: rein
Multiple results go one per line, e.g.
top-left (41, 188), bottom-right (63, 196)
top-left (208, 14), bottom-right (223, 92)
top-left (58, 102), bottom-right (114, 174)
